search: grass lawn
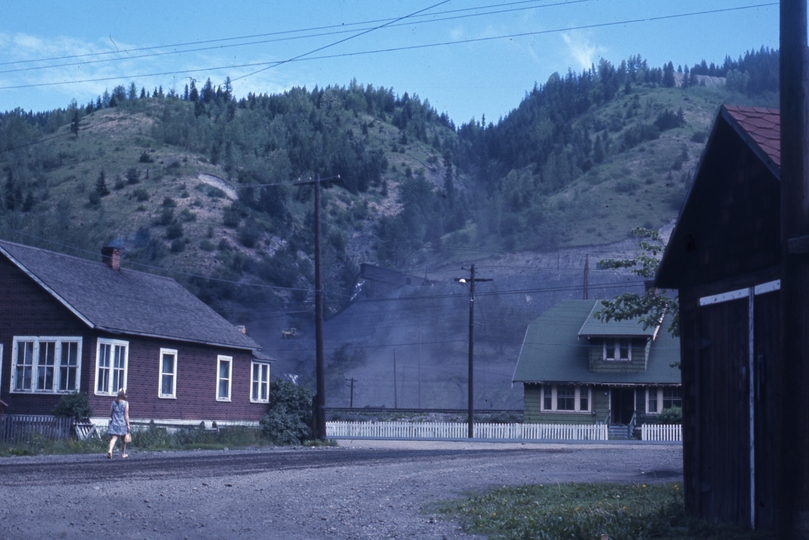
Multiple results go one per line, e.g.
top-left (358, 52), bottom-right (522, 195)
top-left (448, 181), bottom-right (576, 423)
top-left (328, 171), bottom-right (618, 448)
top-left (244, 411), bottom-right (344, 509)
top-left (437, 482), bottom-right (773, 540)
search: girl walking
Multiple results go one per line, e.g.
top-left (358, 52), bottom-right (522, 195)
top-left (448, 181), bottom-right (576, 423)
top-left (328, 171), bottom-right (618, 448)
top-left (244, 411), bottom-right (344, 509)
top-left (107, 388), bottom-right (130, 459)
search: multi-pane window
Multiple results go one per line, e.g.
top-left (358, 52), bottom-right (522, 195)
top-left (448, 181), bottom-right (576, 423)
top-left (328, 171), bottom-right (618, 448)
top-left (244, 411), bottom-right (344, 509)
top-left (540, 385), bottom-right (591, 413)
top-left (95, 339), bottom-right (128, 395)
top-left (603, 338), bottom-right (631, 361)
top-left (217, 356), bottom-right (232, 401)
top-left (251, 362), bottom-right (270, 403)
top-left (647, 387), bottom-right (682, 414)
top-left (11, 338), bottom-right (82, 393)
top-left (159, 349), bottom-right (178, 399)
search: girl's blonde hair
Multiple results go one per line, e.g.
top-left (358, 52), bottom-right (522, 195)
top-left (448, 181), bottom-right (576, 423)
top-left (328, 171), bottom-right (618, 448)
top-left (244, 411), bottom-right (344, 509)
top-left (117, 388), bottom-right (127, 402)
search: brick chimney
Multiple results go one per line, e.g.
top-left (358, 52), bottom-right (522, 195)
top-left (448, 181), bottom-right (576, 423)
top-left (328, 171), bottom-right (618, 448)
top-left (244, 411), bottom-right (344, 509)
top-left (101, 246), bottom-right (122, 270)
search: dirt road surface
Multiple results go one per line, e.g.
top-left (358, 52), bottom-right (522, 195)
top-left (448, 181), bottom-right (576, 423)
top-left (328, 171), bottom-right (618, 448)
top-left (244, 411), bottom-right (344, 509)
top-left (0, 440), bottom-right (682, 539)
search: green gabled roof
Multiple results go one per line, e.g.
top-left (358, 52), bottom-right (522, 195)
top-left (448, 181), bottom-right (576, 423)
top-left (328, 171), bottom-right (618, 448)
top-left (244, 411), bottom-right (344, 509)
top-left (577, 301), bottom-right (660, 338)
top-left (512, 300), bottom-right (680, 385)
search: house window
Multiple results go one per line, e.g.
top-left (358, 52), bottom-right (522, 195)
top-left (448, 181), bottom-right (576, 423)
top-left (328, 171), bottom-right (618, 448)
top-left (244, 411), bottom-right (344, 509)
top-left (11, 337), bottom-right (82, 394)
top-left (95, 338), bottom-right (128, 396)
top-left (159, 349), bottom-right (178, 399)
top-left (540, 385), bottom-right (591, 413)
top-left (251, 362), bottom-right (270, 403)
top-left (217, 355), bottom-right (232, 401)
top-left (603, 338), bottom-right (631, 361)
top-left (647, 387), bottom-right (682, 414)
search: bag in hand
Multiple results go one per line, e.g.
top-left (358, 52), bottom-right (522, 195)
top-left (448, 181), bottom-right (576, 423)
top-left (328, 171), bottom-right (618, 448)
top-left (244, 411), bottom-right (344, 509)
top-left (124, 433), bottom-right (132, 443)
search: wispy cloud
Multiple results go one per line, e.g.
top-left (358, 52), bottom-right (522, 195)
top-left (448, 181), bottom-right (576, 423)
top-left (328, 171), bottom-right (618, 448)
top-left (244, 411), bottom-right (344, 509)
top-left (561, 31), bottom-right (603, 70)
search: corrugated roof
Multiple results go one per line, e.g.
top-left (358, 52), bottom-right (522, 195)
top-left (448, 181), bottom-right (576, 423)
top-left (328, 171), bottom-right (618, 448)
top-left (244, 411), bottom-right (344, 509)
top-left (723, 105), bottom-right (780, 173)
top-left (513, 300), bottom-right (680, 385)
top-left (577, 301), bottom-right (660, 337)
top-left (0, 240), bottom-right (259, 351)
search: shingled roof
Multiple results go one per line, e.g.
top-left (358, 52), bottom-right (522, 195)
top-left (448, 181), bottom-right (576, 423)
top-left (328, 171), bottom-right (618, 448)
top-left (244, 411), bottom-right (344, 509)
top-left (722, 105), bottom-right (780, 174)
top-left (513, 300), bottom-right (680, 385)
top-left (0, 240), bottom-right (259, 351)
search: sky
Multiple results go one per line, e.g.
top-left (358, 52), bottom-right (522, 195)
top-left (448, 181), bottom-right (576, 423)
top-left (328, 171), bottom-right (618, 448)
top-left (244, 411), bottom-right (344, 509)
top-left (0, 0), bottom-right (779, 125)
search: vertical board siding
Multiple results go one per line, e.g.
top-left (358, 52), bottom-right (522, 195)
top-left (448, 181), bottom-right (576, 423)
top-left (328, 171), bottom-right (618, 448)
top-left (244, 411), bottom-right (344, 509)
top-left (326, 421), bottom-right (608, 440)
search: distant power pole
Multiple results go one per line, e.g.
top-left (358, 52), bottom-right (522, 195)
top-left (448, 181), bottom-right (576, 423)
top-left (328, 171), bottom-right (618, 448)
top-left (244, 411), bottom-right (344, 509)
top-left (393, 349), bottom-right (398, 409)
top-left (454, 264), bottom-right (492, 438)
top-left (345, 378), bottom-right (357, 408)
top-left (779, 1), bottom-right (809, 536)
top-left (583, 254), bottom-right (590, 300)
top-left (294, 174), bottom-right (341, 441)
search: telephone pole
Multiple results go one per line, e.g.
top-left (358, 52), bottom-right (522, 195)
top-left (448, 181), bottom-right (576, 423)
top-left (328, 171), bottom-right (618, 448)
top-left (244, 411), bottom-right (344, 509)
top-left (779, 1), bottom-right (809, 536)
top-left (454, 264), bottom-right (491, 438)
top-left (294, 174), bottom-right (340, 440)
top-left (345, 378), bottom-right (356, 408)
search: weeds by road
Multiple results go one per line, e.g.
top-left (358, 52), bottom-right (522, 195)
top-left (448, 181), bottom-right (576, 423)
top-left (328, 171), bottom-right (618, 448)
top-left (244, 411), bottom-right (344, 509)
top-left (438, 482), bottom-right (773, 540)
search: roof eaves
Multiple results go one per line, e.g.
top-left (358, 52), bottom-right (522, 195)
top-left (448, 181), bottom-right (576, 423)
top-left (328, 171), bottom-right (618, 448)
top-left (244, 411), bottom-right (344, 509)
top-left (0, 244), bottom-right (95, 330)
top-left (94, 325), bottom-right (259, 352)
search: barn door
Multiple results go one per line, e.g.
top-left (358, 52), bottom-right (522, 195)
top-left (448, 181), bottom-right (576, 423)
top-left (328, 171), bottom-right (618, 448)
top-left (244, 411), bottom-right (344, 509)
top-left (698, 297), bottom-right (751, 525)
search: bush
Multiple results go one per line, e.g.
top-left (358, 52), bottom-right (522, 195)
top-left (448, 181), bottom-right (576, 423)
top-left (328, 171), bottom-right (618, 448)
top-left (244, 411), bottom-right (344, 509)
top-left (260, 381), bottom-right (313, 445)
top-left (52, 391), bottom-right (93, 421)
top-left (133, 188), bottom-right (149, 202)
top-left (657, 406), bottom-right (682, 424)
top-left (165, 221), bottom-right (183, 239)
top-left (138, 151), bottom-right (153, 163)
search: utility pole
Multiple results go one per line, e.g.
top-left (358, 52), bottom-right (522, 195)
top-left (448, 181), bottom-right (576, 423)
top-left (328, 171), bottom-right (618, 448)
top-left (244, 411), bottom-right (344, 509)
top-left (393, 349), bottom-right (398, 409)
top-left (779, 1), bottom-right (809, 536)
top-left (294, 174), bottom-right (340, 440)
top-left (454, 264), bottom-right (491, 438)
top-left (345, 378), bottom-right (356, 408)
top-left (583, 254), bottom-right (590, 300)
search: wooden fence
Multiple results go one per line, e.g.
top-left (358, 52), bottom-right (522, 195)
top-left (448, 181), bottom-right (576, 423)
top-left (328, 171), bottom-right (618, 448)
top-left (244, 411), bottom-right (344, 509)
top-left (641, 423), bottom-right (682, 441)
top-left (0, 415), bottom-right (74, 443)
top-left (326, 421), bottom-right (608, 441)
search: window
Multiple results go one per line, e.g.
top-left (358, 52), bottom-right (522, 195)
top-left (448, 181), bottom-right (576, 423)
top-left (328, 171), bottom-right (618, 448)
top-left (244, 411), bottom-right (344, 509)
top-left (217, 355), bottom-right (232, 401)
top-left (95, 338), bottom-right (128, 396)
top-left (11, 337), bottom-right (82, 394)
top-left (647, 387), bottom-right (682, 414)
top-left (159, 349), bottom-right (177, 399)
top-left (540, 384), bottom-right (591, 413)
top-left (251, 361), bottom-right (270, 403)
top-left (603, 338), bottom-right (631, 361)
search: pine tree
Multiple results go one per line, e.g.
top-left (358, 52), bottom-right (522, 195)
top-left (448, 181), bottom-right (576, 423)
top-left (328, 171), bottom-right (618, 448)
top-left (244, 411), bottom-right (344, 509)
top-left (95, 170), bottom-right (110, 197)
top-left (70, 110), bottom-right (80, 138)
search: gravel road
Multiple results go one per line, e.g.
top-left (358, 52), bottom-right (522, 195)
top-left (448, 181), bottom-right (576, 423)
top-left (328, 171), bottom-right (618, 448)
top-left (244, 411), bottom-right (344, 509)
top-left (0, 440), bottom-right (682, 539)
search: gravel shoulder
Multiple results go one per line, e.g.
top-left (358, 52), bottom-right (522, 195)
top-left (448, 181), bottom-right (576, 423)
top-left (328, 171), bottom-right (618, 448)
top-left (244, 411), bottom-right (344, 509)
top-left (0, 440), bottom-right (682, 539)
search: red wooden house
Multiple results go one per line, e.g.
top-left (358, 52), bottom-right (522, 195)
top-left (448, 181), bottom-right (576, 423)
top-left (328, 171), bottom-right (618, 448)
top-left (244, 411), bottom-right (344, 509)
top-left (657, 105), bottom-right (781, 530)
top-left (0, 240), bottom-right (272, 426)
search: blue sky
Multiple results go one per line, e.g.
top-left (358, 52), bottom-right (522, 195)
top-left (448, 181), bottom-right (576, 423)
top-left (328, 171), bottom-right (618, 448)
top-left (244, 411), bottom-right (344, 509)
top-left (0, 1), bottom-right (779, 124)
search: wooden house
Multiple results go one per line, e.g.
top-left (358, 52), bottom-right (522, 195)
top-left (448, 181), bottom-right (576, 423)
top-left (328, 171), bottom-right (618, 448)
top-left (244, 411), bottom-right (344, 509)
top-left (656, 105), bottom-right (781, 530)
top-left (0, 240), bottom-right (272, 426)
top-left (512, 300), bottom-right (680, 437)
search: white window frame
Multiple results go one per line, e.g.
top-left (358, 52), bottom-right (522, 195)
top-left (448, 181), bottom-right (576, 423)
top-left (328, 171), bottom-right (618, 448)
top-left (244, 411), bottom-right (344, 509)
top-left (158, 348), bottom-right (178, 399)
top-left (540, 384), bottom-right (592, 413)
top-left (216, 355), bottom-right (232, 402)
top-left (10, 337), bottom-right (82, 394)
top-left (251, 361), bottom-right (270, 403)
top-left (603, 338), bottom-right (631, 362)
top-left (95, 338), bottom-right (129, 396)
top-left (646, 387), bottom-right (683, 414)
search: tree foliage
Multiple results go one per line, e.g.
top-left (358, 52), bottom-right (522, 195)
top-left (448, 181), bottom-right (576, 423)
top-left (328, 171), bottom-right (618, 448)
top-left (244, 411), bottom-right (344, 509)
top-left (260, 380), bottom-right (313, 445)
top-left (596, 228), bottom-right (679, 337)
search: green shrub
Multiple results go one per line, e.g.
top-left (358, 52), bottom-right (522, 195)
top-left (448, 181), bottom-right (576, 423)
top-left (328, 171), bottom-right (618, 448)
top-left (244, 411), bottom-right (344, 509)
top-left (260, 381), bottom-right (313, 445)
top-left (657, 406), bottom-right (682, 424)
top-left (133, 188), bottom-right (149, 201)
top-left (52, 391), bottom-right (93, 421)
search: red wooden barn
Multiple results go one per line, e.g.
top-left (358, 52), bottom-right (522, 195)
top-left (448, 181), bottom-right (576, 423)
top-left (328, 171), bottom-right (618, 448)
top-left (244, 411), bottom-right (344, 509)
top-left (657, 105), bottom-right (781, 530)
top-left (0, 240), bottom-right (271, 426)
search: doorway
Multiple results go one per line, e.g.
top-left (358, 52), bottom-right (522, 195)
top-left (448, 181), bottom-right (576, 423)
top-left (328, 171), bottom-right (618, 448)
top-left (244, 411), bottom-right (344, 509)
top-left (610, 388), bottom-right (635, 424)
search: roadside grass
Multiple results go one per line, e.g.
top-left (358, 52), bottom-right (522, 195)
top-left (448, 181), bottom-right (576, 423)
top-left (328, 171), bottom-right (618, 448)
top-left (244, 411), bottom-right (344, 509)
top-left (436, 482), bottom-right (774, 540)
top-left (0, 425), bottom-right (337, 457)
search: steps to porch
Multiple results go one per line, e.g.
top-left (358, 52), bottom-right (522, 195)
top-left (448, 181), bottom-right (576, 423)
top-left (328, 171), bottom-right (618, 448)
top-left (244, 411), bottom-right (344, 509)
top-left (608, 423), bottom-right (633, 440)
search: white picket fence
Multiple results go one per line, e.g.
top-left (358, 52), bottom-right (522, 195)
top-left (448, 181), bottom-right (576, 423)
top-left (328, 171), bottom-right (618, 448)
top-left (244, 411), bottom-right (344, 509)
top-left (326, 421), bottom-right (608, 441)
top-left (641, 423), bottom-right (682, 441)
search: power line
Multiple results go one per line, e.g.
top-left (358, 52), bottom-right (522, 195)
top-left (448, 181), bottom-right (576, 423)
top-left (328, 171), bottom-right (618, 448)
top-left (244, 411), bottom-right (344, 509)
top-left (0, 3), bottom-right (777, 92)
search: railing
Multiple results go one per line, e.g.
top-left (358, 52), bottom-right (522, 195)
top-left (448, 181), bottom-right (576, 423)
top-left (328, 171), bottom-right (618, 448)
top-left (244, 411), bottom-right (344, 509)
top-left (326, 421), bottom-right (608, 441)
top-left (641, 423), bottom-right (682, 441)
top-left (0, 415), bottom-right (73, 443)
top-left (628, 412), bottom-right (637, 439)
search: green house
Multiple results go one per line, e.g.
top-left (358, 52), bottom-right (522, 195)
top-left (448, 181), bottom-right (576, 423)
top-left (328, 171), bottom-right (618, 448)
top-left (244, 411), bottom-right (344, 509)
top-left (513, 300), bottom-right (681, 433)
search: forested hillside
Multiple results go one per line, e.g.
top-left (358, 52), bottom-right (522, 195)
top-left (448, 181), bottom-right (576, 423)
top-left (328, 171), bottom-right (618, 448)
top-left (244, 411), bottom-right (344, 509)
top-left (0, 48), bottom-right (779, 404)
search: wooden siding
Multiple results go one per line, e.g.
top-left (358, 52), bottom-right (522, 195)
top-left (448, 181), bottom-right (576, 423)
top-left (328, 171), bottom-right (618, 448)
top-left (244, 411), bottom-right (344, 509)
top-left (524, 384), bottom-right (610, 425)
top-left (587, 338), bottom-right (649, 373)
